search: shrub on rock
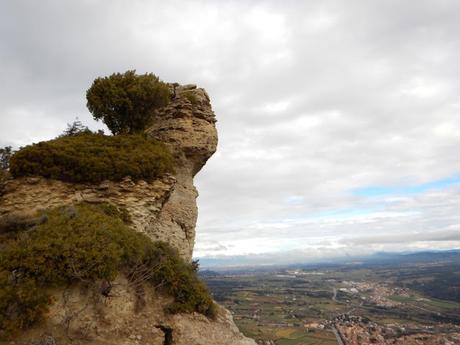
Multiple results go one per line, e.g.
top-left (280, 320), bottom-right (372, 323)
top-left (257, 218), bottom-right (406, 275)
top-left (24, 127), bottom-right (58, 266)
top-left (9, 133), bottom-right (174, 184)
top-left (0, 203), bottom-right (216, 339)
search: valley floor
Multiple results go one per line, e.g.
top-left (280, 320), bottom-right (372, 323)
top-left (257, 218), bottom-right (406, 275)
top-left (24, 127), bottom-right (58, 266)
top-left (202, 258), bottom-right (460, 345)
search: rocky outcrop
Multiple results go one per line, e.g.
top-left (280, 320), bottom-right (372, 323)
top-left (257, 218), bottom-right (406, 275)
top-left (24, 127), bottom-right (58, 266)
top-left (0, 83), bottom-right (256, 345)
top-left (145, 84), bottom-right (218, 260)
top-left (0, 84), bottom-right (217, 261)
top-left (0, 175), bottom-right (175, 237)
top-left (6, 276), bottom-right (255, 345)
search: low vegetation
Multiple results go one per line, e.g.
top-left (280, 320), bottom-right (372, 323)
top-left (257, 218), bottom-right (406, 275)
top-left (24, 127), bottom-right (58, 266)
top-left (0, 146), bottom-right (12, 185)
top-left (0, 203), bottom-right (216, 339)
top-left (9, 133), bottom-right (174, 183)
top-left (182, 90), bottom-right (199, 105)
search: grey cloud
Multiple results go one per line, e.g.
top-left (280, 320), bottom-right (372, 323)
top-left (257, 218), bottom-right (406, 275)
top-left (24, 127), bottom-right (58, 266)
top-left (1, 0), bottom-right (460, 261)
top-left (342, 228), bottom-right (460, 246)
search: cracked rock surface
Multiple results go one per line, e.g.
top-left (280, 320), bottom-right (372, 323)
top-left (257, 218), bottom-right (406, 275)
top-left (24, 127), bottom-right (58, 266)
top-left (145, 84), bottom-right (218, 260)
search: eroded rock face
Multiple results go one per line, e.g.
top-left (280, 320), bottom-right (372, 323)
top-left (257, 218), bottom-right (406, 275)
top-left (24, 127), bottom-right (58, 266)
top-left (5, 275), bottom-right (256, 345)
top-left (0, 175), bottom-right (175, 233)
top-left (0, 83), bottom-right (217, 261)
top-left (172, 309), bottom-right (257, 345)
top-left (147, 84), bottom-right (218, 176)
top-left (145, 84), bottom-right (218, 260)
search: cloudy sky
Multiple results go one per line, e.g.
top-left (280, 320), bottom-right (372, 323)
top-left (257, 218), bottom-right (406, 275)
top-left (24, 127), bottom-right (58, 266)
top-left (1, 1), bottom-right (460, 265)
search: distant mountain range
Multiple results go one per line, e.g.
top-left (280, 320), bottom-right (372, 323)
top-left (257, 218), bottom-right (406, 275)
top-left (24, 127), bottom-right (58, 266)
top-left (197, 249), bottom-right (460, 271)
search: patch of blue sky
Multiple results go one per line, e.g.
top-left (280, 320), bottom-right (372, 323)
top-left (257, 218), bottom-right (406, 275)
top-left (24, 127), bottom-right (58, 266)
top-left (285, 195), bottom-right (305, 205)
top-left (305, 207), bottom-right (382, 222)
top-left (255, 207), bottom-right (381, 229)
top-left (352, 174), bottom-right (460, 197)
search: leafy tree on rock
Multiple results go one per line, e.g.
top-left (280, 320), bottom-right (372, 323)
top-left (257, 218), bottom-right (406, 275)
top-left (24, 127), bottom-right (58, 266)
top-left (86, 70), bottom-right (170, 135)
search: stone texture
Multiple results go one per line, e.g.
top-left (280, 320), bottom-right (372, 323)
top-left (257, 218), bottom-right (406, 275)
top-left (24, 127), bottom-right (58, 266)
top-left (145, 84), bottom-right (218, 260)
top-left (0, 175), bottom-right (184, 254)
top-left (3, 275), bottom-right (255, 345)
top-left (172, 308), bottom-right (257, 345)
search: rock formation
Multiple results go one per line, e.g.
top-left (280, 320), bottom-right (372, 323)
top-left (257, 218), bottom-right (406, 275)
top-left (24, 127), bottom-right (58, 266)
top-left (2, 275), bottom-right (256, 345)
top-left (0, 84), bottom-right (256, 345)
top-left (0, 84), bottom-right (217, 261)
top-left (145, 83), bottom-right (218, 260)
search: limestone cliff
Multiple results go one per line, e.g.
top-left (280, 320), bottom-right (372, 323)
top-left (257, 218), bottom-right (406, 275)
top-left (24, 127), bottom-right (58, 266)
top-left (0, 84), bottom-right (216, 261)
top-left (0, 84), bottom-right (256, 345)
top-left (145, 83), bottom-right (218, 260)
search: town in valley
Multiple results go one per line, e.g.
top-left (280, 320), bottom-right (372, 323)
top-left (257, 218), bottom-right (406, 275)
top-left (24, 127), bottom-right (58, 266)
top-left (201, 251), bottom-right (460, 345)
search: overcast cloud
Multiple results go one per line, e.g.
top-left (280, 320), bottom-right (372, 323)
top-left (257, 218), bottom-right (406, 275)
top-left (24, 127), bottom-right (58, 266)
top-left (1, 0), bottom-right (460, 264)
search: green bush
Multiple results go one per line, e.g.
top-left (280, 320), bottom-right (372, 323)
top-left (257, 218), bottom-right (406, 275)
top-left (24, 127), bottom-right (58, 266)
top-left (0, 203), bottom-right (215, 339)
top-left (87, 70), bottom-right (170, 135)
top-left (0, 272), bottom-right (50, 338)
top-left (143, 242), bottom-right (217, 317)
top-left (182, 91), bottom-right (199, 105)
top-left (9, 133), bottom-right (174, 184)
